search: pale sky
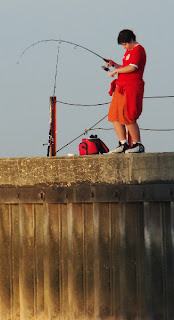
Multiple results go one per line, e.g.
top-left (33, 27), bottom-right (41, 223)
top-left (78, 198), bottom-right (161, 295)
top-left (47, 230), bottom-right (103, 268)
top-left (1, 0), bottom-right (174, 157)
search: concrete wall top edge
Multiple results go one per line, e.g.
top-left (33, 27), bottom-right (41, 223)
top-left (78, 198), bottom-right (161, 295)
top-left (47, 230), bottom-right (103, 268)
top-left (0, 152), bottom-right (173, 187)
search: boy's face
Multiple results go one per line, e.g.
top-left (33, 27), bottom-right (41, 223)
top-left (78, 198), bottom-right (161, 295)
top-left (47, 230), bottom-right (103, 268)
top-left (121, 39), bottom-right (134, 50)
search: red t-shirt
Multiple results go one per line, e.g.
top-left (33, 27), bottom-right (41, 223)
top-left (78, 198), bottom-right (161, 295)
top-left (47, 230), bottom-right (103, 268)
top-left (118, 44), bottom-right (146, 82)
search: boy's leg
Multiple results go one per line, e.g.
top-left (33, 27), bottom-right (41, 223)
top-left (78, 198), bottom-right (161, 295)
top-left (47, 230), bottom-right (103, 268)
top-left (125, 122), bottom-right (145, 153)
top-left (113, 121), bottom-right (126, 141)
top-left (126, 122), bottom-right (141, 142)
top-left (109, 121), bottom-right (130, 153)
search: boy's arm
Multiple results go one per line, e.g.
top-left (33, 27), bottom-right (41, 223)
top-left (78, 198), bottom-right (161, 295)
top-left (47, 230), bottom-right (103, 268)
top-left (108, 65), bottom-right (137, 77)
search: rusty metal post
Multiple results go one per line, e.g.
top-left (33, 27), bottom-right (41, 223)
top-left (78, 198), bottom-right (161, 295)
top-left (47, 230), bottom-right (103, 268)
top-left (48, 97), bottom-right (57, 157)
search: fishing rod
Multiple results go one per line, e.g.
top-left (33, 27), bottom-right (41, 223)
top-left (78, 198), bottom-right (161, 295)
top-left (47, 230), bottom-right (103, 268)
top-left (17, 38), bottom-right (114, 157)
top-left (17, 38), bottom-right (112, 69)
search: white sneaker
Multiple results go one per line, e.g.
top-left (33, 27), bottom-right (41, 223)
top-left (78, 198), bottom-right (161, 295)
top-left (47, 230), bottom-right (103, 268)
top-left (109, 142), bottom-right (130, 154)
top-left (125, 143), bottom-right (145, 153)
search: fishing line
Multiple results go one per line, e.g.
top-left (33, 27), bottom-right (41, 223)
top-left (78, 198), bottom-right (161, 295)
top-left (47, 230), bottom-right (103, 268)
top-left (53, 45), bottom-right (60, 97)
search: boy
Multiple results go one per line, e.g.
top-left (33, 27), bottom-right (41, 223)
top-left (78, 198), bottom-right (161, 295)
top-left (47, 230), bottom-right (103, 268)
top-left (107, 29), bottom-right (146, 153)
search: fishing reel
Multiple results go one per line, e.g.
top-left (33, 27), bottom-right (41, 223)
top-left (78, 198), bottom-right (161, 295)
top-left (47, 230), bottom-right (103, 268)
top-left (101, 59), bottom-right (115, 72)
top-left (102, 66), bottom-right (110, 72)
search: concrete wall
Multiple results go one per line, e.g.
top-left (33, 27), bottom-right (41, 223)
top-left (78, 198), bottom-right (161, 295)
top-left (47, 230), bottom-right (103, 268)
top-left (0, 153), bottom-right (174, 320)
top-left (0, 152), bottom-right (174, 187)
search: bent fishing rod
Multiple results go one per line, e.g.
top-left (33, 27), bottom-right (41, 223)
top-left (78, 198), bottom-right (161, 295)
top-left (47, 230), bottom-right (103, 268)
top-left (17, 38), bottom-right (113, 156)
top-left (17, 38), bottom-right (114, 70)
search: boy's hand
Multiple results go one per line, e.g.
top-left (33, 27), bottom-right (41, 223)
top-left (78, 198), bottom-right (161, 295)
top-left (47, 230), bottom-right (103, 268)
top-left (105, 59), bottom-right (116, 67)
top-left (108, 70), bottom-right (117, 77)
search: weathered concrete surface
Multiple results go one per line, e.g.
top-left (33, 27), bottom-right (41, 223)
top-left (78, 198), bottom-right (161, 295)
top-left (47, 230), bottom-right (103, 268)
top-left (0, 152), bottom-right (174, 187)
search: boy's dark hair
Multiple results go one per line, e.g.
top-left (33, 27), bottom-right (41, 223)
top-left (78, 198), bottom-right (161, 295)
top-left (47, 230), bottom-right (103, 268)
top-left (117, 29), bottom-right (136, 44)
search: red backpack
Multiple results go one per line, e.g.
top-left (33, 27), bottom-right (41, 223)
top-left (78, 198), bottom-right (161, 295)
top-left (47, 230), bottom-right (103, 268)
top-left (79, 135), bottom-right (109, 155)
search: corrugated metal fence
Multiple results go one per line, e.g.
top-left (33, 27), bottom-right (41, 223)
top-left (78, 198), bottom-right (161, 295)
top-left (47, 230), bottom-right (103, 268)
top-left (0, 185), bottom-right (174, 320)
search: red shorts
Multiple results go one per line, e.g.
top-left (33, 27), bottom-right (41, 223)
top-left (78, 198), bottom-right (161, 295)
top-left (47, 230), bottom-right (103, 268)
top-left (108, 87), bottom-right (135, 125)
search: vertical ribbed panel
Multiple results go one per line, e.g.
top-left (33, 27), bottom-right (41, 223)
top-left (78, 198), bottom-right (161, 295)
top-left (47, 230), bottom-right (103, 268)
top-left (0, 205), bottom-right (11, 320)
top-left (0, 201), bottom-right (174, 319)
top-left (19, 204), bottom-right (35, 320)
top-left (11, 205), bottom-right (20, 320)
top-left (84, 203), bottom-right (95, 318)
top-left (34, 204), bottom-right (44, 320)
